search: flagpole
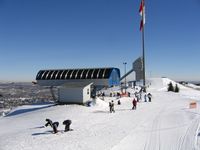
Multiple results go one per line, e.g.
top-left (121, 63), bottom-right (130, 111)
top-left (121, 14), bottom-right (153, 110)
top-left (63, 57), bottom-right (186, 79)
top-left (141, 0), bottom-right (146, 91)
top-left (142, 22), bottom-right (146, 91)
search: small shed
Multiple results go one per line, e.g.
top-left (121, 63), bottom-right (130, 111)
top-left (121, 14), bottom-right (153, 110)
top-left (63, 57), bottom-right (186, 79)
top-left (58, 83), bottom-right (93, 104)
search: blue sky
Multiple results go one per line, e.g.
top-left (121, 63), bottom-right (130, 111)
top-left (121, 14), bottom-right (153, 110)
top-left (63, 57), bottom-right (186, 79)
top-left (0, 0), bottom-right (200, 82)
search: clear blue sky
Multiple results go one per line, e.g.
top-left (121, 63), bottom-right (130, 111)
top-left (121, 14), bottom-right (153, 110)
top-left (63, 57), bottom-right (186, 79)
top-left (0, 0), bottom-right (200, 82)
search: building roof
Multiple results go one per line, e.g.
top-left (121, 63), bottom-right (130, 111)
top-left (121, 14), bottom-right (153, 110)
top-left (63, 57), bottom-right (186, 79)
top-left (36, 68), bottom-right (120, 80)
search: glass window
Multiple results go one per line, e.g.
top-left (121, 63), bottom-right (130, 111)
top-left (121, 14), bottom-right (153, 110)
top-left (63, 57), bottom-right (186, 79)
top-left (46, 71), bottom-right (54, 80)
top-left (51, 70), bottom-right (58, 79)
top-left (41, 71), bottom-right (49, 80)
top-left (104, 69), bottom-right (112, 78)
top-left (87, 69), bottom-right (93, 79)
top-left (76, 69), bottom-right (83, 79)
top-left (87, 89), bottom-right (90, 95)
top-left (66, 70), bottom-right (73, 79)
top-left (98, 69), bottom-right (104, 78)
top-left (81, 69), bottom-right (88, 79)
top-left (61, 70), bottom-right (68, 79)
top-left (92, 69), bottom-right (99, 79)
top-left (36, 70), bottom-right (45, 80)
top-left (71, 70), bottom-right (78, 79)
top-left (56, 70), bottom-right (63, 79)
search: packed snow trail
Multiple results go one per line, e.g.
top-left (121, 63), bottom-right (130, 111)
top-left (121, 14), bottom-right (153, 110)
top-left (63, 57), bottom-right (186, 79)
top-left (111, 91), bottom-right (200, 150)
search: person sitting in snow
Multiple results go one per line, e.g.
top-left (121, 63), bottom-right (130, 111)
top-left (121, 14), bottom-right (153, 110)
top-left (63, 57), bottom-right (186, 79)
top-left (63, 119), bottom-right (72, 132)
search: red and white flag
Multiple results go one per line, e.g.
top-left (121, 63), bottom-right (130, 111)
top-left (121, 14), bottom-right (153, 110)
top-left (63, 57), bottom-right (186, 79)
top-left (139, 0), bottom-right (145, 31)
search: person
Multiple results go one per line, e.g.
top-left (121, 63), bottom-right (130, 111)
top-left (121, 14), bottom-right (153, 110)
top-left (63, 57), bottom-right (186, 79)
top-left (111, 100), bottom-right (115, 113)
top-left (52, 122), bottom-right (59, 133)
top-left (132, 98), bottom-right (137, 110)
top-left (144, 93), bottom-right (147, 102)
top-left (109, 102), bottom-right (112, 113)
top-left (147, 93), bottom-right (152, 102)
top-left (117, 100), bottom-right (121, 105)
top-left (45, 118), bottom-right (53, 128)
top-left (63, 120), bottom-right (72, 132)
top-left (45, 118), bottom-right (59, 133)
top-left (109, 100), bottom-right (115, 113)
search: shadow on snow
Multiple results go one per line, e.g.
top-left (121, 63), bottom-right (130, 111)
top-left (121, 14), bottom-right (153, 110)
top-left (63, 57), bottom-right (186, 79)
top-left (5, 104), bottom-right (55, 117)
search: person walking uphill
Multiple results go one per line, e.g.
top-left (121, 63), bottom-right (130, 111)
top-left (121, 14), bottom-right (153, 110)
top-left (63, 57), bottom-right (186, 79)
top-left (109, 100), bottom-right (115, 113)
top-left (132, 98), bottom-right (137, 110)
top-left (147, 93), bottom-right (152, 102)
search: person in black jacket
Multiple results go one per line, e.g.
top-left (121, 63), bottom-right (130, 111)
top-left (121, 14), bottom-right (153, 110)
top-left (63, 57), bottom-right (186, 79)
top-left (63, 120), bottom-right (72, 132)
top-left (52, 122), bottom-right (59, 133)
top-left (45, 118), bottom-right (59, 133)
top-left (45, 118), bottom-right (53, 127)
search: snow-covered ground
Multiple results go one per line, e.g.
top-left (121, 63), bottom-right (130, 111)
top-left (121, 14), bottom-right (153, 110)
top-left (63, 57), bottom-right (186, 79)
top-left (1, 78), bottom-right (200, 150)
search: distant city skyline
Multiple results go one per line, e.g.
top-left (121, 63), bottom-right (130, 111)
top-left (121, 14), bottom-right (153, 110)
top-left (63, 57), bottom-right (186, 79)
top-left (0, 0), bottom-right (200, 82)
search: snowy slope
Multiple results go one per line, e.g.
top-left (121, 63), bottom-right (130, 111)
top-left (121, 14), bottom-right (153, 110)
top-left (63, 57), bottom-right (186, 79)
top-left (1, 78), bottom-right (200, 150)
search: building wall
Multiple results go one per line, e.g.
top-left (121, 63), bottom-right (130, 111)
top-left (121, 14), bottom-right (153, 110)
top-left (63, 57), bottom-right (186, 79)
top-left (132, 57), bottom-right (143, 81)
top-left (37, 79), bottom-right (109, 87)
top-left (83, 84), bottom-right (91, 103)
top-left (58, 87), bottom-right (83, 104)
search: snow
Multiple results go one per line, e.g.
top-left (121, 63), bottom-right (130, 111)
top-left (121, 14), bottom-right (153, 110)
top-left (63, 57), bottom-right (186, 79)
top-left (1, 78), bottom-right (200, 150)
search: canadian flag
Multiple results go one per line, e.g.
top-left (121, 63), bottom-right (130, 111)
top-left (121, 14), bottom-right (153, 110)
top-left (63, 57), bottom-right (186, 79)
top-left (139, 0), bottom-right (145, 31)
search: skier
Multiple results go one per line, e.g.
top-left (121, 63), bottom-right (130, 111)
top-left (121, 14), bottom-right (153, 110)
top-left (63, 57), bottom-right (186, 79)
top-left (132, 98), bottom-right (137, 110)
top-left (63, 120), bottom-right (72, 132)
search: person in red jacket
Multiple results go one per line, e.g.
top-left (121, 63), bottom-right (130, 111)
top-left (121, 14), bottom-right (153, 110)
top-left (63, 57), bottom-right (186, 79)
top-left (132, 98), bottom-right (137, 110)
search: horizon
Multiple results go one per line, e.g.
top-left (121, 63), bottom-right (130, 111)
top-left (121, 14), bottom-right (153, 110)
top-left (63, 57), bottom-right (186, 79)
top-left (0, 0), bottom-right (200, 82)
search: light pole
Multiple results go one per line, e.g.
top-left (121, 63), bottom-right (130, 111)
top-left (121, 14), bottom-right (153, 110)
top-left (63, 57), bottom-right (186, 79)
top-left (123, 62), bottom-right (127, 93)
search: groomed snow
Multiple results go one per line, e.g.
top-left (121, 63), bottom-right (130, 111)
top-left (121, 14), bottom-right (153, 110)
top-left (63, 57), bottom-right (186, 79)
top-left (1, 78), bottom-right (200, 150)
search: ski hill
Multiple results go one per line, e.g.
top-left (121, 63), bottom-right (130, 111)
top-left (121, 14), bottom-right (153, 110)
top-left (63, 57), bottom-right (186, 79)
top-left (1, 78), bottom-right (200, 150)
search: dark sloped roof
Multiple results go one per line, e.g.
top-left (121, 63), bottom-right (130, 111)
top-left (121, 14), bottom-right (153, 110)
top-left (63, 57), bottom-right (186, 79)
top-left (36, 68), bottom-right (120, 80)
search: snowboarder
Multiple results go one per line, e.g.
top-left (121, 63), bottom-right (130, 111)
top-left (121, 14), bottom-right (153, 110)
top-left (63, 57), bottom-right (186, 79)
top-left (63, 119), bottom-right (72, 132)
top-left (45, 118), bottom-right (53, 128)
top-left (132, 98), bottom-right (137, 110)
top-left (147, 93), bottom-right (152, 102)
top-left (45, 119), bottom-right (59, 134)
top-left (52, 122), bottom-right (59, 133)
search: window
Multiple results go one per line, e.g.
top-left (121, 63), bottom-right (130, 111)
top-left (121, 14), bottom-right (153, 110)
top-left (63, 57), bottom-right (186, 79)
top-left (87, 89), bottom-right (90, 95)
